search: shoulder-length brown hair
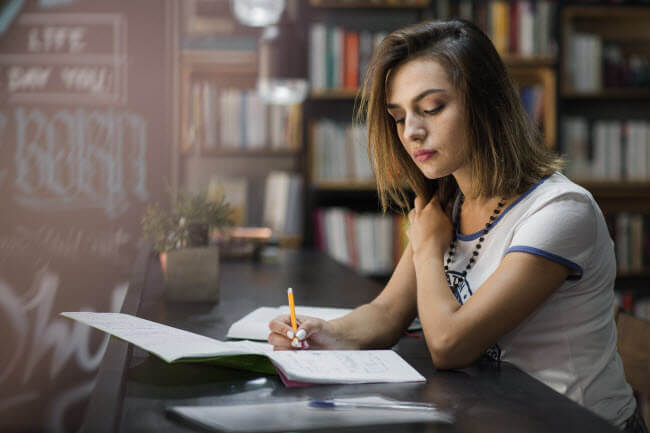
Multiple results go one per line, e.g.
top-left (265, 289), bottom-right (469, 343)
top-left (356, 19), bottom-right (563, 213)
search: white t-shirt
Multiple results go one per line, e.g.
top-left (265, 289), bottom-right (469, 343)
top-left (444, 172), bottom-right (636, 427)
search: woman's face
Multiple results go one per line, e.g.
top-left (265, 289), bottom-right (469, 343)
top-left (386, 58), bottom-right (470, 180)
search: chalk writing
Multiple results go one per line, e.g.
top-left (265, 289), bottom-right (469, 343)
top-left (0, 266), bottom-right (127, 396)
top-left (1, 13), bottom-right (126, 103)
top-left (28, 26), bottom-right (86, 53)
top-left (45, 379), bottom-right (95, 433)
top-left (0, 112), bottom-right (6, 186)
top-left (10, 107), bottom-right (148, 218)
top-left (0, 226), bottom-right (132, 265)
top-left (60, 66), bottom-right (111, 94)
top-left (8, 66), bottom-right (51, 92)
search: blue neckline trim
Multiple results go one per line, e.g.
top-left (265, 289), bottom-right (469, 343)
top-left (456, 176), bottom-right (550, 241)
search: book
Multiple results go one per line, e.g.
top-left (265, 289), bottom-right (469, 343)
top-left (61, 312), bottom-right (426, 387)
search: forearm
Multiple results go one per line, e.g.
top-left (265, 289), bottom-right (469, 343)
top-left (329, 301), bottom-right (411, 349)
top-left (413, 252), bottom-right (467, 368)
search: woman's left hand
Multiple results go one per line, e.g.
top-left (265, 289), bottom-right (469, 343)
top-left (406, 195), bottom-right (454, 263)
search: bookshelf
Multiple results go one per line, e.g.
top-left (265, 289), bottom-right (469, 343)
top-left (559, 3), bottom-right (650, 284)
top-left (302, 0), bottom-right (559, 276)
top-left (309, 0), bottom-right (432, 8)
top-left (177, 40), bottom-right (304, 241)
top-left (560, 5), bottom-right (650, 98)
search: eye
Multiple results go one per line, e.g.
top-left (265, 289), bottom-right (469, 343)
top-left (424, 105), bottom-right (444, 115)
top-left (394, 117), bottom-right (405, 124)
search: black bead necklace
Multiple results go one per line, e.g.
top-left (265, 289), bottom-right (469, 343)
top-left (444, 194), bottom-right (506, 289)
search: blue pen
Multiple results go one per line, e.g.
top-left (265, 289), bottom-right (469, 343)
top-left (309, 400), bottom-right (437, 411)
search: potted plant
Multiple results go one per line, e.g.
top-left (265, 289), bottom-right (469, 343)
top-left (141, 189), bottom-right (233, 302)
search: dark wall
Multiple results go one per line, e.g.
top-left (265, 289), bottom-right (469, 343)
top-left (0, 0), bottom-right (172, 431)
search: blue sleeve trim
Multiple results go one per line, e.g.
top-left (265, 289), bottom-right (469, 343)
top-left (506, 245), bottom-right (583, 281)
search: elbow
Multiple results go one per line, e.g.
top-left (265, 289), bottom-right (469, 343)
top-left (426, 333), bottom-right (473, 370)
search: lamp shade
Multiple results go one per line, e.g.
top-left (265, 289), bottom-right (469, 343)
top-left (230, 0), bottom-right (286, 27)
top-left (257, 24), bottom-right (308, 105)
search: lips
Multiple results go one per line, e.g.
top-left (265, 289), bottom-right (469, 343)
top-left (413, 149), bottom-right (437, 162)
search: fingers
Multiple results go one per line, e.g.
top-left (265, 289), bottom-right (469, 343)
top-left (267, 314), bottom-right (318, 350)
top-left (268, 314), bottom-right (295, 339)
top-left (414, 195), bottom-right (425, 212)
top-left (408, 208), bottom-right (415, 226)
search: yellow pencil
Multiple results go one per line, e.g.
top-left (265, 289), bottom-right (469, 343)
top-left (287, 287), bottom-right (297, 333)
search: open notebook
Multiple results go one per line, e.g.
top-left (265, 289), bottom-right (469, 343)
top-left (226, 306), bottom-right (421, 341)
top-left (61, 312), bottom-right (425, 387)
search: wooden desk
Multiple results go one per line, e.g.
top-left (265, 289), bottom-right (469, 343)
top-left (81, 248), bottom-right (620, 433)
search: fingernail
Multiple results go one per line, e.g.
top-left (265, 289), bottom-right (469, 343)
top-left (301, 340), bottom-right (309, 349)
top-left (287, 330), bottom-right (294, 339)
top-left (296, 329), bottom-right (306, 340)
top-left (291, 338), bottom-right (301, 348)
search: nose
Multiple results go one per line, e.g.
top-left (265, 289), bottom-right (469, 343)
top-left (403, 114), bottom-right (426, 142)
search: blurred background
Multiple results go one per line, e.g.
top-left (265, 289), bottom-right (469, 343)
top-left (0, 0), bottom-right (648, 432)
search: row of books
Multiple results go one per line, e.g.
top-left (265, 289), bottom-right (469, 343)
top-left (312, 120), bottom-right (374, 183)
top-left (519, 84), bottom-right (545, 127)
top-left (608, 212), bottom-right (650, 274)
top-left (263, 171), bottom-right (303, 237)
top-left (562, 118), bottom-right (650, 181)
top-left (186, 81), bottom-right (298, 153)
top-left (569, 35), bottom-right (650, 92)
top-left (206, 172), bottom-right (302, 237)
top-left (308, 1), bottom-right (556, 92)
top-left (616, 291), bottom-right (650, 322)
top-left (309, 25), bottom-right (386, 91)
top-left (464, 0), bottom-right (557, 57)
top-left (313, 208), bottom-right (407, 276)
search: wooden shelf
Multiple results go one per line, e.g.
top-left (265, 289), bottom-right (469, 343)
top-left (195, 149), bottom-right (300, 157)
top-left (312, 180), bottom-right (377, 190)
top-left (503, 55), bottom-right (557, 68)
top-left (310, 0), bottom-right (431, 8)
top-left (617, 269), bottom-right (650, 279)
top-left (561, 88), bottom-right (650, 99)
top-left (573, 180), bottom-right (650, 196)
top-left (310, 89), bottom-right (360, 99)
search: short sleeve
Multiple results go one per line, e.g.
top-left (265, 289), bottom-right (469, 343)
top-left (506, 193), bottom-right (596, 280)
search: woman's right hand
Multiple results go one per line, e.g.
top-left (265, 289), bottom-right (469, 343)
top-left (267, 314), bottom-right (354, 350)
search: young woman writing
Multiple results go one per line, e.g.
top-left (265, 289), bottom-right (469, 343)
top-left (268, 19), bottom-right (644, 431)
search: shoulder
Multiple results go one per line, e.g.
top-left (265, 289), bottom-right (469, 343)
top-left (518, 172), bottom-right (596, 216)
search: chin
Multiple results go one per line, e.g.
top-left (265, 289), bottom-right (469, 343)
top-left (419, 167), bottom-right (449, 180)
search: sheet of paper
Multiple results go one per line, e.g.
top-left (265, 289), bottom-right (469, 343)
top-left (225, 306), bottom-right (353, 340)
top-left (226, 306), bottom-right (421, 341)
top-left (61, 312), bottom-right (272, 363)
top-left (167, 396), bottom-right (451, 433)
top-left (266, 350), bottom-right (426, 384)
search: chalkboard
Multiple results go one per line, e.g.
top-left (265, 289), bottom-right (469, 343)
top-left (0, 1), bottom-right (173, 432)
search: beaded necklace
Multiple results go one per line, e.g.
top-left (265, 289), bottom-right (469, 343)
top-left (444, 194), bottom-right (506, 291)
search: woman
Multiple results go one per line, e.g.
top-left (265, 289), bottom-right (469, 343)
top-left (268, 19), bottom-right (643, 431)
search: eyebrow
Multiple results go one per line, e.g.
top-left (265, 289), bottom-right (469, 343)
top-left (386, 88), bottom-right (447, 110)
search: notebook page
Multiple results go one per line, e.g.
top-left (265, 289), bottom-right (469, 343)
top-left (61, 312), bottom-right (270, 363)
top-left (267, 350), bottom-right (425, 384)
